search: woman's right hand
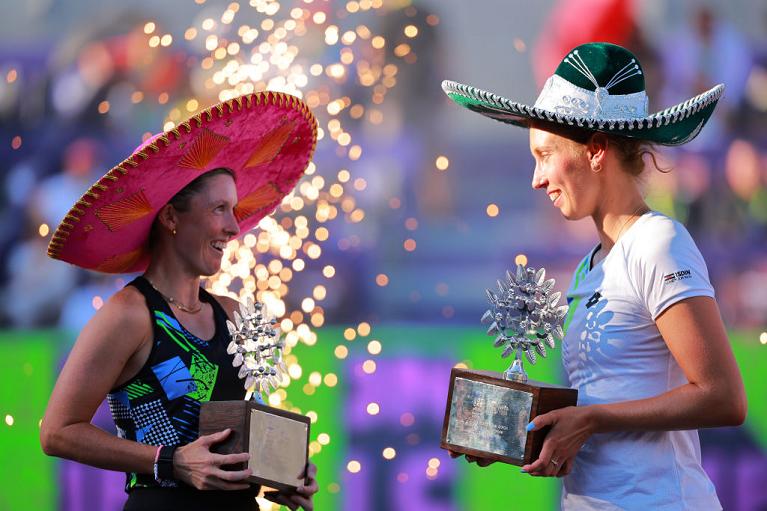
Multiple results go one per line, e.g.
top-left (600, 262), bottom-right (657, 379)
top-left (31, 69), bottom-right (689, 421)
top-left (173, 429), bottom-right (252, 490)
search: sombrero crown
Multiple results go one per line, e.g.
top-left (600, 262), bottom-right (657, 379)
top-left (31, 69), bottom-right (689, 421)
top-left (48, 91), bottom-right (317, 274)
top-left (442, 42), bottom-right (723, 145)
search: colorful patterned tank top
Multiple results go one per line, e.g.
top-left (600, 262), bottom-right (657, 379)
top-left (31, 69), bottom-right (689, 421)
top-left (107, 276), bottom-right (245, 492)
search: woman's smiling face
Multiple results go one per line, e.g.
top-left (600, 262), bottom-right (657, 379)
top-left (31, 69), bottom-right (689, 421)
top-left (529, 126), bottom-right (600, 220)
top-left (173, 173), bottom-right (240, 276)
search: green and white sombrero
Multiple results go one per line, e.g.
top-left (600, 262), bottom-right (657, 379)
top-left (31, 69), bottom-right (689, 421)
top-left (442, 42), bottom-right (724, 146)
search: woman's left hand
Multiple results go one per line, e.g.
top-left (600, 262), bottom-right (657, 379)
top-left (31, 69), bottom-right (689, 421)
top-left (263, 462), bottom-right (318, 510)
top-left (521, 405), bottom-right (595, 477)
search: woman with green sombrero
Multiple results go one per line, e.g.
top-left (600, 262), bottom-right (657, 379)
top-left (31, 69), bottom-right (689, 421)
top-left (443, 42), bottom-right (746, 510)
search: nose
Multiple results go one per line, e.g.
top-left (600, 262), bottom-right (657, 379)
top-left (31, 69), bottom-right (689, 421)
top-left (532, 164), bottom-right (547, 190)
top-left (226, 209), bottom-right (241, 238)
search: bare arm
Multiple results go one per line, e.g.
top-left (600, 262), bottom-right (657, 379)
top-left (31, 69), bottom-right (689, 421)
top-left (40, 288), bottom-right (158, 472)
top-left (40, 288), bottom-right (252, 489)
top-left (588, 296), bottom-right (746, 432)
top-left (522, 296), bottom-right (746, 476)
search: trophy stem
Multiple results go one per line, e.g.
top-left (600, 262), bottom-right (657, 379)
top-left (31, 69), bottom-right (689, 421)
top-left (504, 351), bottom-right (528, 383)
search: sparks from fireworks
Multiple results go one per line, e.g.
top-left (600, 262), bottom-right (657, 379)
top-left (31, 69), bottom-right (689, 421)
top-left (139, 1), bottom-right (439, 485)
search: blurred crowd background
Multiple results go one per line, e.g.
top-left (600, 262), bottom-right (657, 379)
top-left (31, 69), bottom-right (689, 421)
top-left (1, 0), bottom-right (765, 510)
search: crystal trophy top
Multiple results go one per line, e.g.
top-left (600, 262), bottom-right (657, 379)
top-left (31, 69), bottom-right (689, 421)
top-left (481, 264), bottom-right (568, 383)
top-left (225, 296), bottom-right (288, 400)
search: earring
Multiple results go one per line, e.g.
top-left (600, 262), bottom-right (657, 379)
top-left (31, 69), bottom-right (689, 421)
top-left (172, 228), bottom-right (177, 236)
top-left (592, 163), bottom-right (602, 172)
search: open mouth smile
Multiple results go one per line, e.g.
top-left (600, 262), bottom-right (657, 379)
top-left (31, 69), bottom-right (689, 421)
top-left (210, 240), bottom-right (227, 253)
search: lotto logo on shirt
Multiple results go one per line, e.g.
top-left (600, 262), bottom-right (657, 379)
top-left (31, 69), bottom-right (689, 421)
top-left (663, 269), bottom-right (692, 285)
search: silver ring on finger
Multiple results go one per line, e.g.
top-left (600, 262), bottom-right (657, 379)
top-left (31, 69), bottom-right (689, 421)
top-left (550, 457), bottom-right (560, 467)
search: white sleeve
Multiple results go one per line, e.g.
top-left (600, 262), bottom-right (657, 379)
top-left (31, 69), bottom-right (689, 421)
top-left (630, 219), bottom-right (715, 320)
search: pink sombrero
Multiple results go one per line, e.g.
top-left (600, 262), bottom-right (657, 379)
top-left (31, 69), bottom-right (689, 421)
top-left (47, 91), bottom-right (318, 274)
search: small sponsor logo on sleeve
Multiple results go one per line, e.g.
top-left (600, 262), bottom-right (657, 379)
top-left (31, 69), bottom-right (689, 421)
top-left (663, 269), bottom-right (692, 285)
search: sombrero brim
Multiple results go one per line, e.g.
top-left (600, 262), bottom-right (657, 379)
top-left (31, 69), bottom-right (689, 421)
top-left (442, 80), bottom-right (724, 146)
top-left (48, 91), bottom-right (317, 274)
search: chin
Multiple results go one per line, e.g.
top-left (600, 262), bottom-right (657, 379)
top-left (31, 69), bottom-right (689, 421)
top-left (197, 259), bottom-right (223, 277)
top-left (195, 248), bottom-right (225, 277)
top-left (202, 262), bottom-right (223, 277)
top-left (559, 208), bottom-right (587, 221)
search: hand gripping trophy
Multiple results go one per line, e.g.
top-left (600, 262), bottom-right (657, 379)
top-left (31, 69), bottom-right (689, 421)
top-left (441, 265), bottom-right (578, 466)
top-left (199, 296), bottom-right (310, 491)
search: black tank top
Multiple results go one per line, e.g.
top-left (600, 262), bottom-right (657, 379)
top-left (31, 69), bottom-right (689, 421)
top-left (107, 276), bottom-right (246, 492)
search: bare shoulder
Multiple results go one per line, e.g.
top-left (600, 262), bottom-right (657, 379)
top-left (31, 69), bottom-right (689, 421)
top-left (209, 292), bottom-right (240, 321)
top-left (101, 285), bottom-right (151, 326)
top-left (78, 285), bottom-right (152, 354)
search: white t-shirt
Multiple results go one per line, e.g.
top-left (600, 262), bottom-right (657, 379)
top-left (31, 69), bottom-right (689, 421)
top-left (561, 211), bottom-right (722, 511)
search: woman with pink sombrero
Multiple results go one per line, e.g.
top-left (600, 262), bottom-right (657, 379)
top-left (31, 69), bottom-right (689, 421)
top-left (40, 92), bottom-right (318, 510)
top-left (444, 42), bottom-right (746, 510)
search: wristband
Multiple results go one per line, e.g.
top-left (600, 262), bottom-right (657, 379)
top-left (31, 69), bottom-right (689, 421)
top-left (154, 445), bottom-right (178, 486)
top-left (152, 445), bottom-right (163, 482)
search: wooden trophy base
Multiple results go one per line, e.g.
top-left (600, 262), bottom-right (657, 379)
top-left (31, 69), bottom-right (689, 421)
top-left (440, 368), bottom-right (577, 466)
top-left (199, 400), bottom-right (310, 491)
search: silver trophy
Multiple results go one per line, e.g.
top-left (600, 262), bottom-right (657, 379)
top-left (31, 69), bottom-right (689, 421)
top-left (481, 264), bottom-right (568, 383)
top-left (199, 294), bottom-right (309, 490)
top-left (441, 264), bottom-right (577, 466)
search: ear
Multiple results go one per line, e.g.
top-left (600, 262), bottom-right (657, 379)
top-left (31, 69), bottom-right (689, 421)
top-left (586, 133), bottom-right (609, 171)
top-left (156, 203), bottom-right (178, 233)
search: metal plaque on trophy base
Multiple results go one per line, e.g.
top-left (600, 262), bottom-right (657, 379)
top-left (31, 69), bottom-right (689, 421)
top-left (199, 400), bottom-right (310, 491)
top-left (441, 368), bottom-right (576, 465)
top-left (197, 297), bottom-right (309, 491)
top-left (441, 264), bottom-right (578, 466)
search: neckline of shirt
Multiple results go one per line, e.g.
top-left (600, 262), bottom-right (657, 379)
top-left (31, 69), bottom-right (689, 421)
top-left (141, 276), bottom-right (221, 343)
top-left (588, 210), bottom-right (657, 272)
